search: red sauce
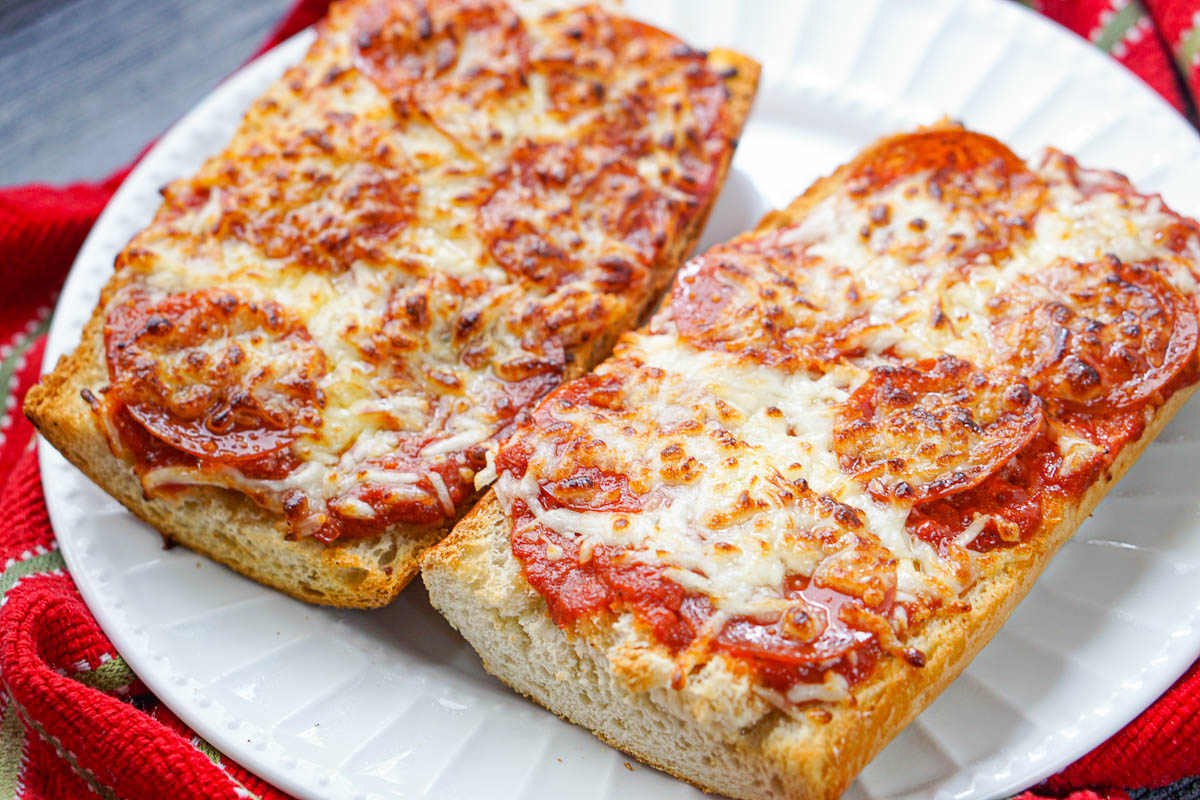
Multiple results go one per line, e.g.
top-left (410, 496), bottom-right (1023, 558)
top-left (509, 500), bottom-right (695, 646)
top-left (236, 448), bottom-right (304, 482)
top-left (510, 495), bottom-right (890, 690)
top-left (755, 641), bottom-right (883, 695)
top-left (906, 434), bottom-right (1056, 555)
top-left (501, 404), bottom-right (896, 696)
top-left (313, 447), bottom-right (477, 542)
top-left (1056, 409), bottom-right (1146, 459)
top-left (713, 583), bottom-right (876, 665)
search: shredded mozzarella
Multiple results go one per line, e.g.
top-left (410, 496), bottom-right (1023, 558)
top-left (101, 0), bottom-right (738, 538)
top-left (497, 139), bottom-right (1200, 658)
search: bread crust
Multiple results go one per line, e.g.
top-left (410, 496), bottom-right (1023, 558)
top-left (423, 376), bottom-right (1197, 800)
top-left (421, 124), bottom-right (1200, 797)
top-left (24, 47), bottom-right (760, 610)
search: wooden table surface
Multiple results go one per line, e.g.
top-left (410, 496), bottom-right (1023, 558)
top-left (0, 0), bottom-right (294, 185)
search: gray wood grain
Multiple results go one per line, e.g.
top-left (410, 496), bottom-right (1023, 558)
top-left (0, 0), bottom-right (295, 185)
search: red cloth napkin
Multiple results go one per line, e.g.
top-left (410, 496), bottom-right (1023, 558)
top-left (2, 1), bottom-right (1199, 798)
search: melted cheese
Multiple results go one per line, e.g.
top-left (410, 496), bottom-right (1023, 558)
top-left (100, 0), bottom-right (740, 538)
top-left (497, 130), bottom-right (1200, 671)
top-left (728, 158), bottom-right (1200, 371)
top-left (496, 334), bottom-right (965, 618)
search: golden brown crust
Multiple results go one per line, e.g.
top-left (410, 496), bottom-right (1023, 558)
top-left (24, 40), bottom-right (759, 609)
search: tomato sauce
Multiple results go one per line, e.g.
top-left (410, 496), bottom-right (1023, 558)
top-left (510, 494), bottom-right (890, 689)
top-left (906, 435), bottom-right (1055, 555)
top-left (314, 448), bottom-right (478, 542)
top-left (502, 128), bottom-right (1200, 705)
top-left (501, 417), bottom-right (892, 696)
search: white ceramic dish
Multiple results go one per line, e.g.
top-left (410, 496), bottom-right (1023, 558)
top-left (40, 1), bottom-right (1200, 798)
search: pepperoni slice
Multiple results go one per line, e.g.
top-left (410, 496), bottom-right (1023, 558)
top-left (846, 127), bottom-right (1045, 264)
top-left (495, 371), bottom-right (646, 495)
top-left (671, 247), bottom-right (877, 370)
top-left (495, 373), bottom-right (628, 479)
top-left (670, 254), bottom-right (768, 351)
top-left (542, 466), bottom-right (641, 513)
top-left (105, 289), bottom-right (326, 462)
top-left (351, 0), bottom-right (529, 112)
top-left (846, 128), bottom-right (1036, 202)
top-left (123, 405), bottom-right (299, 462)
top-left (478, 122), bottom-right (708, 292)
top-left (992, 257), bottom-right (1199, 409)
top-left (479, 138), bottom-right (651, 288)
top-left (714, 587), bottom-right (876, 666)
top-left (163, 113), bottom-right (419, 275)
top-left (833, 356), bottom-right (1044, 502)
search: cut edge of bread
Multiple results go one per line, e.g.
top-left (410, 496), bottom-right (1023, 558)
top-left (422, 379), bottom-right (1197, 800)
top-left (24, 49), bottom-right (760, 610)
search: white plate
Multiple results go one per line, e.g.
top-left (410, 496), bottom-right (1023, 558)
top-left (40, 1), bottom-right (1200, 798)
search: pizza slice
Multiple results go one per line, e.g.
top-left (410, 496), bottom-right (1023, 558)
top-left (422, 123), bottom-right (1200, 799)
top-left (24, 0), bottom-right (759, 607)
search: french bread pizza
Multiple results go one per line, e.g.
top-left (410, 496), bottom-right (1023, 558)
top-left (24, 0), bottom-right (758, 607)
top-left (422, 123), bottom-right (1200, 799)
